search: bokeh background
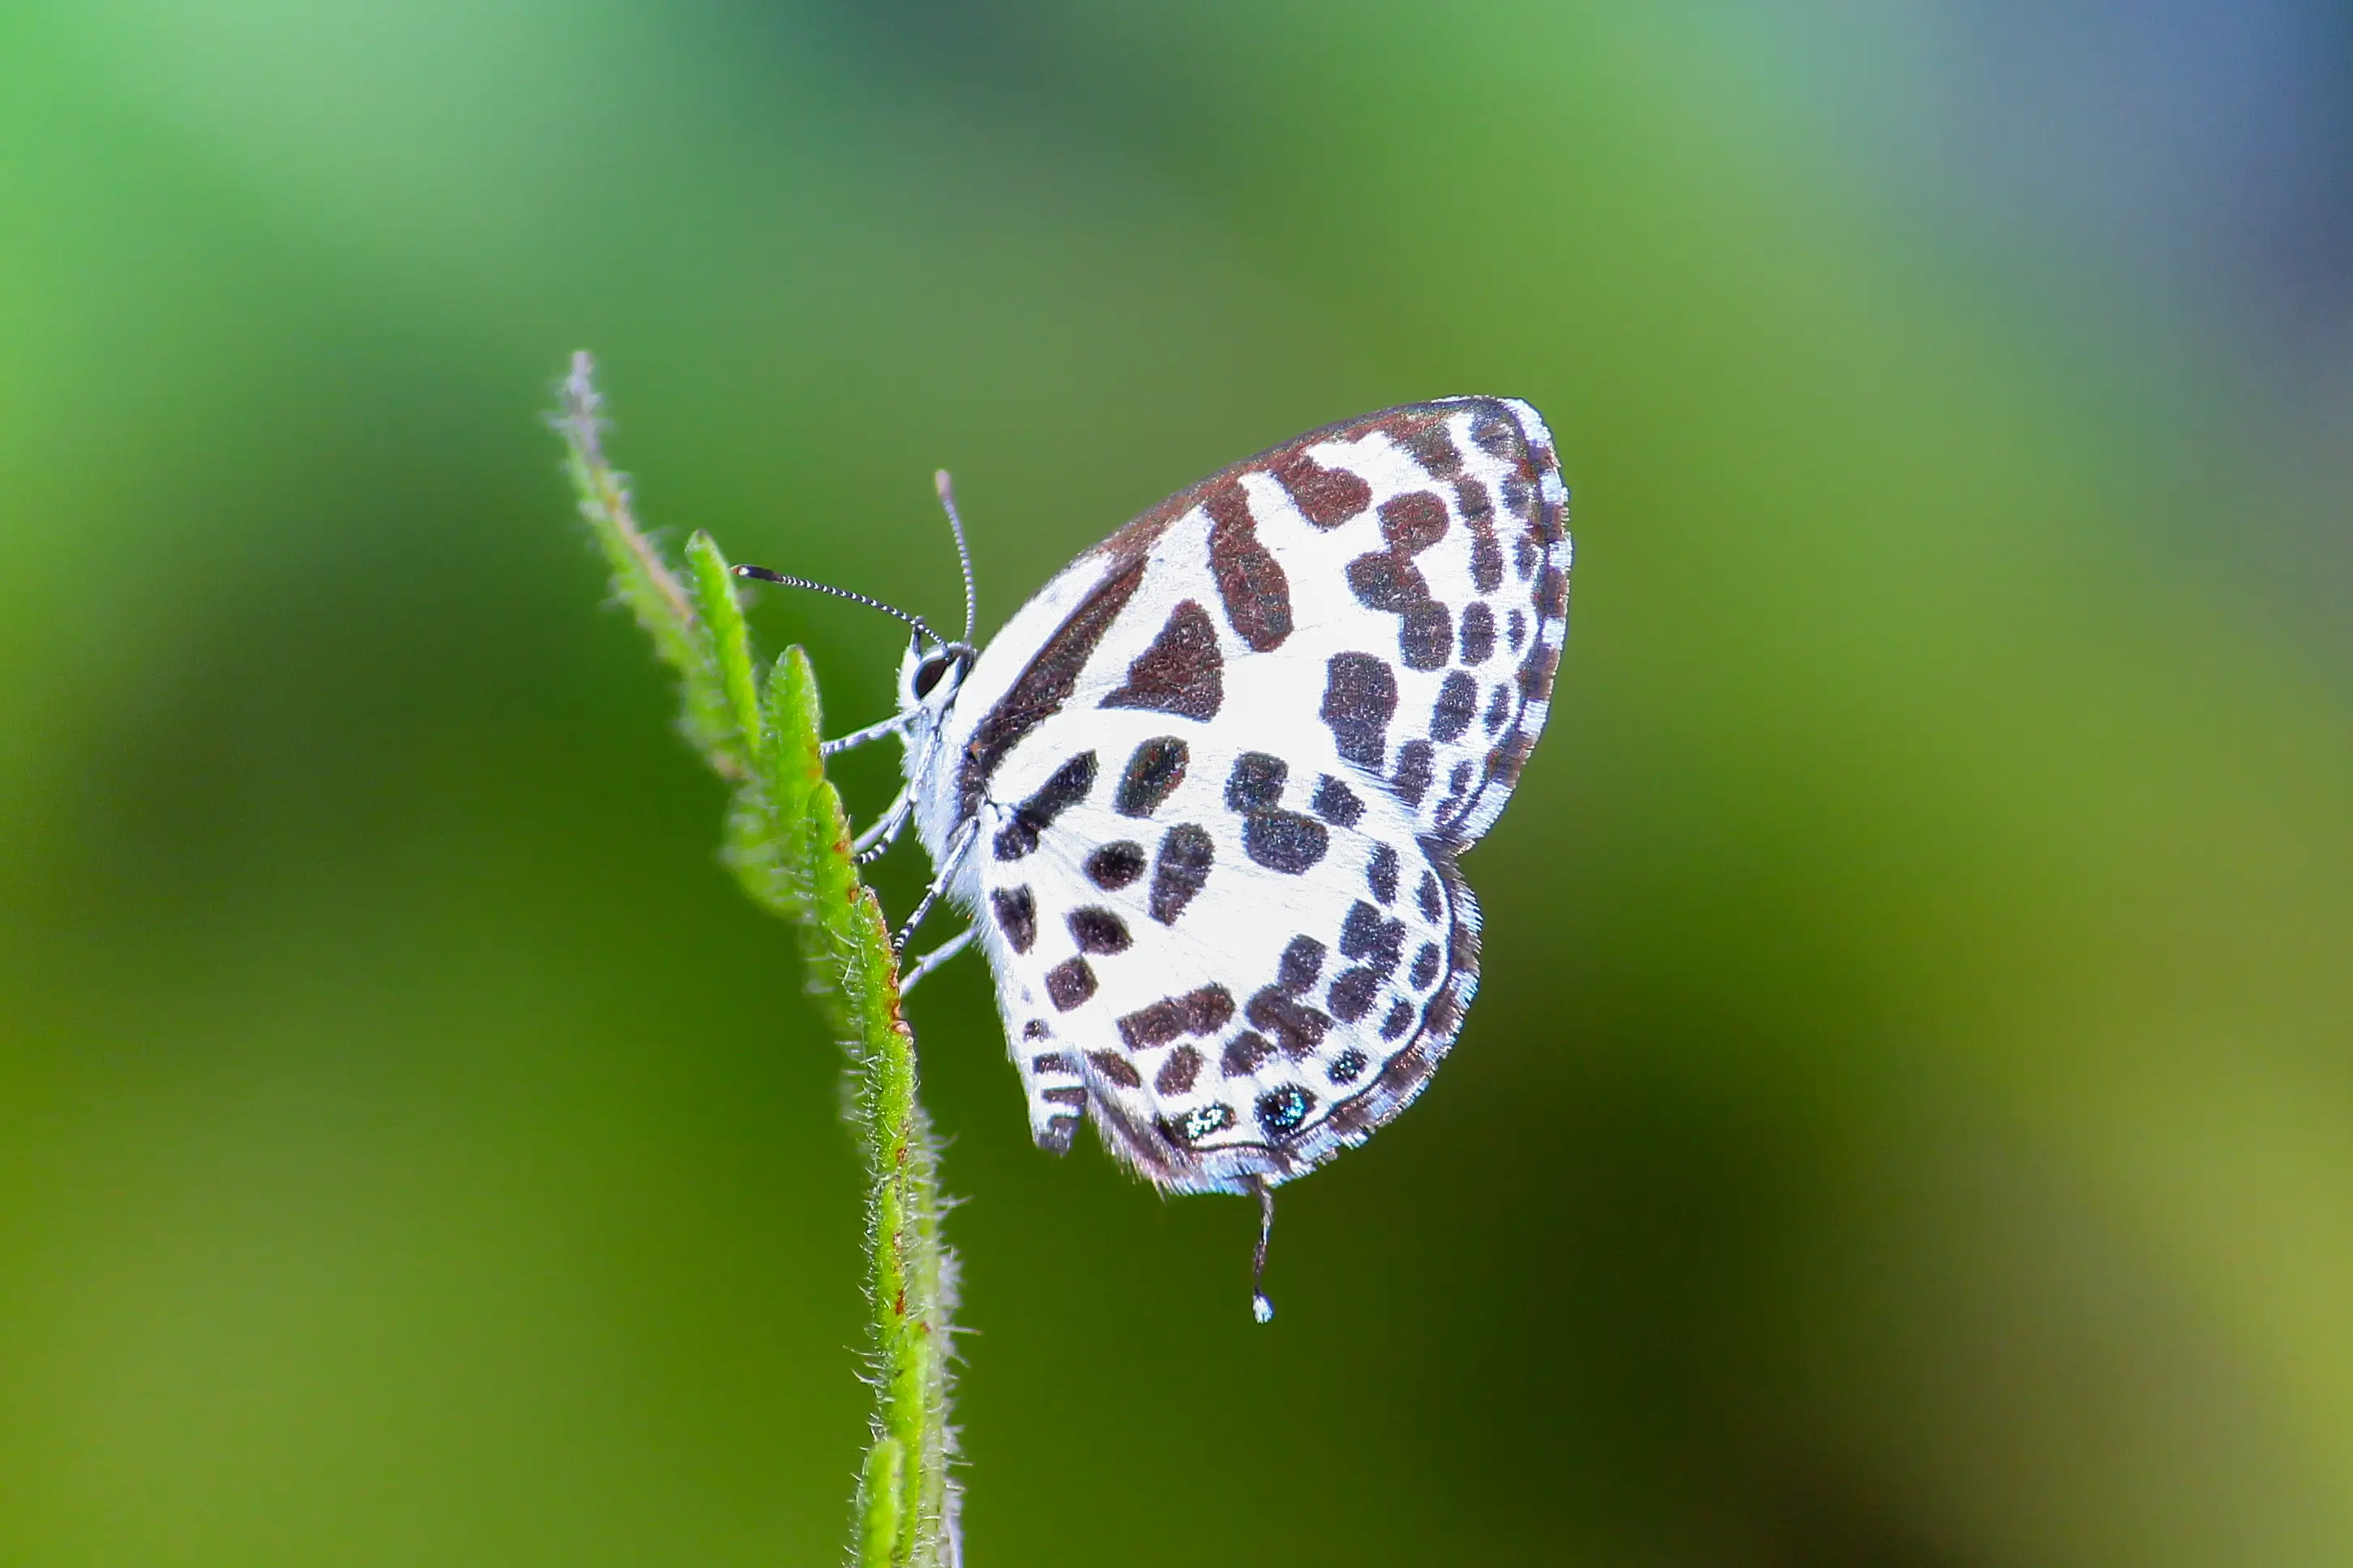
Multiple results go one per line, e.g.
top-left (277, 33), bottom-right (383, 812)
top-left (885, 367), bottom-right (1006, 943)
top-left (5, 3), bottom-right (2352, 1563)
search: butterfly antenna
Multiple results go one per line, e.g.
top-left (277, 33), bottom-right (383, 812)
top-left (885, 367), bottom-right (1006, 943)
top-left (1248, 1177), bottom-right (1277, 1324)
top-left (934, 468), bottom-right (978, 644)
top-left (731, 566), bottom-right (942, 646)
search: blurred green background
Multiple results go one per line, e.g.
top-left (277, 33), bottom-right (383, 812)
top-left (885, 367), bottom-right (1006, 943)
top-left (5, 2), bottom-right (2352, 1563)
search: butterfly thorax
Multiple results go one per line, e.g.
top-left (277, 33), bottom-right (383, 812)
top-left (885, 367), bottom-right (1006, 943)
top-left (891, 634), bottom-right (975, 869)
top-left (901, 545), bottom-right (1139, 881)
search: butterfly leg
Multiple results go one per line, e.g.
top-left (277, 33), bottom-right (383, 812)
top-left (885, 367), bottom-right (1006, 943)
top-left (853, 786), bottom-right (913, 861)
top-left (896, 926), bottom-right (972, 995)
top-left (892, 816), bottom-right (979, 953)
top-left (821, 711), bottom-right (914, 758)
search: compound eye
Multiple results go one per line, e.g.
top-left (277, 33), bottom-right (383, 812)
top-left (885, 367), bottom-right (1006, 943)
top-left (912, 654), bottom-right (955, 699)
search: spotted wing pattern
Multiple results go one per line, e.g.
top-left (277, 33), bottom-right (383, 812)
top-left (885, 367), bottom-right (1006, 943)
top-left (932, 397), bottom-right (1568, 1194)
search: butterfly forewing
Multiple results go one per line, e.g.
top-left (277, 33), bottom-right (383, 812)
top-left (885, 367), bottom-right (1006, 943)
top-left (921, 397), bottom-right (1568, 1193)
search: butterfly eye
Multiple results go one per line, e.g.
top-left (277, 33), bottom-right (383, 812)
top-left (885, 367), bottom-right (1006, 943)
top-left (912, 654), bottom-right (956, 699)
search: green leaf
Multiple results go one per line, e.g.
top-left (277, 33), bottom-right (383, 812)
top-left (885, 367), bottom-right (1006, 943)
top-left (858, 1438), bottom-right (905, 1568)
top-left (685, 530), bottom-right (764, 754)
top-left (552, 353), bottom-right (739, 778)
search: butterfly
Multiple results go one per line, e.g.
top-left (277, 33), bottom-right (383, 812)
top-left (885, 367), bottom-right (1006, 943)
top-left (739, 399), bottom-right (1568, 1318)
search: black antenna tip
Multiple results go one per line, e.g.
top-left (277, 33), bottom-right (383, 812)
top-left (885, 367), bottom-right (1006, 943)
top-left (733, 564), bottom-right (785, 583)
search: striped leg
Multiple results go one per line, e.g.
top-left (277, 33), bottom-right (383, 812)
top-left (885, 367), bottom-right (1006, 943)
top-left (897, 926), bottom-right (972, 995)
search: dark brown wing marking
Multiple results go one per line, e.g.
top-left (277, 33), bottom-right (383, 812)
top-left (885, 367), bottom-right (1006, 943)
top-left (1101, 599), bottom-right (1223, 720)
top-left (1204, 482), bottom-right (1295, 650)
top-left (956, 556), bottom-right (1144, 820)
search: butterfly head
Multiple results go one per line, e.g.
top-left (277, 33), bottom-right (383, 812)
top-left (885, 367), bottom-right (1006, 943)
top-left (734, 467), bottom-right (983, 732)
top-left (899, 634), bottom-right (975, 717)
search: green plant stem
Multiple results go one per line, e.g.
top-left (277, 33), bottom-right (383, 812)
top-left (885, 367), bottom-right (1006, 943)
top-left (555, 352), bottom-right (959, 1567)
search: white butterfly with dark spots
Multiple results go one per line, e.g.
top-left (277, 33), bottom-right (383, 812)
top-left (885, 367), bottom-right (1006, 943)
top-left (739, 399), bottom-right (1569, 1318)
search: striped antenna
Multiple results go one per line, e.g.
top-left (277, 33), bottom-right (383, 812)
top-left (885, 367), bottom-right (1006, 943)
top-left (730, 565), bottom-right (942, 647)
top-left (934, 469), bottom-right (978, 644)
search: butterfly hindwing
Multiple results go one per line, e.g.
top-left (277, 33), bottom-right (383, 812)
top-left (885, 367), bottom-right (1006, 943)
top-left (972, 719), bottom-right (1478, 1193)
top-left (926, 397), bottom-right (1566, 1192)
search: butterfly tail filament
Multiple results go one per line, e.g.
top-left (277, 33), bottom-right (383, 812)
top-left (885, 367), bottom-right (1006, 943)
top-left (1249, 1176), bottom-right (1277, 1324)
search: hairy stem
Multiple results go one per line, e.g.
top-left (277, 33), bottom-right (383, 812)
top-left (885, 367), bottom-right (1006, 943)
top-left (555, 352), bottom-right (960, 1567)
